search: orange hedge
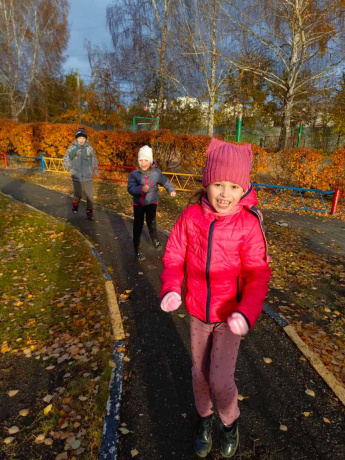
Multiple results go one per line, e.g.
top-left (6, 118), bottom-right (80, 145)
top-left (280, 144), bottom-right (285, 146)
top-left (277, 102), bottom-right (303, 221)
top-left (1, 119), bottom-right (345, 190)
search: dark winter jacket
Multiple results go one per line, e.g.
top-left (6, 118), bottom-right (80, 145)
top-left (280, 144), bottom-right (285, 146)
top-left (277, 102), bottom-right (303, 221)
top-left (127, 168), bottom-right (175, 206)
top-left (63, 140), bottom-right (98, 183)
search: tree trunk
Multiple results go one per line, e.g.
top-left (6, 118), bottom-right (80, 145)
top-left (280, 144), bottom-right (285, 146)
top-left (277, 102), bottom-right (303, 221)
top-left (278, 95), bottom-right (293, 151)
top-left (207, 0), bottom-right (218, 138)
top-left (154, 4), bottom-right (169, 127)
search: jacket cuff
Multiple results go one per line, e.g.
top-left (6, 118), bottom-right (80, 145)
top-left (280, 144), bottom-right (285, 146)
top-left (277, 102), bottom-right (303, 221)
top-left (236, 311), bottom-right (251, 329)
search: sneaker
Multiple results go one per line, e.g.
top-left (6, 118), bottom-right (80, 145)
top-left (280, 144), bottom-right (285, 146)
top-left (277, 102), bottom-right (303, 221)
top-left (193, 415), bottom-right (213, 458)
top-left (220, 419), bottom-right (239, 458)
top-left (152, 239), bottom-right (162, 250)
top-left (136, 251), bottom-right (146, 262)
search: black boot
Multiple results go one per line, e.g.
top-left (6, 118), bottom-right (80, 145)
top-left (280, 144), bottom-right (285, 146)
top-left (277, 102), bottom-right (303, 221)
top-left (220, 419), bottom-right (239, 458)
top-left (86, 208), bottom-right (95, 221)
top-left (193, 415), bottom-right (213, 458)
top-left (135, 250), bottom-right (146, 262)
top-left (152, 238), bottom-right (161, 250)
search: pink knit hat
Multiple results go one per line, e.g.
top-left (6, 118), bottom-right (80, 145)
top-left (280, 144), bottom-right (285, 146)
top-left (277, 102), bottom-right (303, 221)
top-left (202, 138), bottom-right (253, 190)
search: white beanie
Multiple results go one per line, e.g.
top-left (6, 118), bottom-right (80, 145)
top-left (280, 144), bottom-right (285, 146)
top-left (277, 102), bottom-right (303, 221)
top-left (138, 145), bottom-right (153, 164)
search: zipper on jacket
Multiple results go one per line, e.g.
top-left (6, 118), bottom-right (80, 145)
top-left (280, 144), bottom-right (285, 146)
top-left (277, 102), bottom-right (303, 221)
top-left (237, 276), bottom-right (240, 303)
top-left (206, 219), bottom-right (216, 323)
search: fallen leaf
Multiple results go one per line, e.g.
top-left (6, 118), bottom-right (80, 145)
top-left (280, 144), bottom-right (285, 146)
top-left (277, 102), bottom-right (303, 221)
top-left (323, 417), bottom-right (331, 424)
top-left (35, 434), bottom-right (46, 443)
top-left (302, 412), bottom-right (311, 417)
top-left (55, 453), bottom-right (68, 460)
top-left (19, 409), bottom-right (29, 416)
top-left (43, 395), bottom-right (53, 403)
top-left (178, 314), bottom-right (185, 318)
top-left (44, 404), bottom-right (53, 415)
top-left (124, 356), bottom-right (130, 362)
top-left (280, 425), bottom-right (288, 431)
top-left (4, 437), bottom-right (15, 445)
top-left (305, 389), bottom-right (315, 397)
top-left (238, 394), bottom-right (249, 401)
top-left (119, 427), bottom-right (130, 434)
top-left (131, 449), bottom-right (139, 457)
top-left (109, 360), bottom-right (116, 368)
top-left (7, 390), bottom-right (19, 397)
top-left (71, 440), bottom-right (81, 449)
top-left (8, 426), bottom-right (20, 434)
top-left (44, 438), bottom-right (53, 446)
top-left (263, 357), bottom-right (272, 364)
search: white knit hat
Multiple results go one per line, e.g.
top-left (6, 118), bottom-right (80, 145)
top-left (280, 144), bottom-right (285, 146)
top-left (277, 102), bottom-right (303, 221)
top-left (138, 145), bottom-right (153, 164)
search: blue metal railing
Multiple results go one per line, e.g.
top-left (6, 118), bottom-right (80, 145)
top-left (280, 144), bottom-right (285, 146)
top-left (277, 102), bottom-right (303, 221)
top-left (253, 183), bottom-right (334, 213)
top-left (5, 153), bottom-right (45, 171)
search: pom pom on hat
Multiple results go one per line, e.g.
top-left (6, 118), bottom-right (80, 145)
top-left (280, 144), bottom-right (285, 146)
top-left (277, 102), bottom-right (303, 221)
top-left (75, 127), bottom-right (87, 139)
top-left (202, 138), bottom-right (253, 190)
top-left (138, 145), bottom-right (153, 164)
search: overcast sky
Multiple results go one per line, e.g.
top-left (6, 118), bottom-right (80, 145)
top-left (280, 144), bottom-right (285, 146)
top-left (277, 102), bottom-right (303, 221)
top-left (63, 0), bottom-right (113, 81)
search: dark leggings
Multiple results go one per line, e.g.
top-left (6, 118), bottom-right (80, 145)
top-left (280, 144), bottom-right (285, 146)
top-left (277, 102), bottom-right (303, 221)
top-left (133, 204), bottom-right (158, 252)
top-left (73, 180), bottom-right (94, 209)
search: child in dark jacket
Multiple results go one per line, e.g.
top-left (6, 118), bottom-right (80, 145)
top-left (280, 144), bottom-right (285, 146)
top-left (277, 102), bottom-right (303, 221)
top-left (63, 128), bottom-right (98, 221)
top-left (127, 145), bottom-right (176, 261)
top-left (160, 138), bottom-right (271, 458)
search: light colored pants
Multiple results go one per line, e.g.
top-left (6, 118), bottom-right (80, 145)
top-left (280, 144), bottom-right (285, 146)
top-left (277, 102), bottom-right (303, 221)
top-left (190, 315), bottom-right (241, 425)
top-left (73, 180), bottom-right (94, 209)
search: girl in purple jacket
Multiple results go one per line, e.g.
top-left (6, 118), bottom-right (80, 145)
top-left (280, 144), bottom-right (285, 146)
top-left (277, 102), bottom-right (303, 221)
top-left (127, 145), bottom-right (176, 261)
top-left (160, 138), bottom-right (271, 458)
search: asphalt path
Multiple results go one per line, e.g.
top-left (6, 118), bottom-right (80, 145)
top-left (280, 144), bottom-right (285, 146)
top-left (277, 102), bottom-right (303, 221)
top-left (0, 171), bottom-right (344, 460)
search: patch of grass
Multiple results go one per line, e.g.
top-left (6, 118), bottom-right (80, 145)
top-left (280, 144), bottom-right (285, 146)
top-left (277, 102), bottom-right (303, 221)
top-left (0, 193), bottom-right (113, 459)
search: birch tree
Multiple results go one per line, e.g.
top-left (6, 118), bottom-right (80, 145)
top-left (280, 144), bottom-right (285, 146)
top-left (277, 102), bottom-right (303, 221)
top-left (221, 0), bottom-right (345, 149)
top-left (176, 0), bottom-right (233, 136)
top-left (107, 0), bottom-right (178, 121)
top-left (0, 0), bottom-right (69, 121)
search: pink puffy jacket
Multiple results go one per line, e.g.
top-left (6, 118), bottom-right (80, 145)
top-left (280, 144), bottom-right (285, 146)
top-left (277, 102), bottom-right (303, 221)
top-left (160, 186), bottom-right (271, 328)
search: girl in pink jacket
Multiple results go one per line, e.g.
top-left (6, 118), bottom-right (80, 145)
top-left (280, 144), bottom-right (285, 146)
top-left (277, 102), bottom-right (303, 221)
top-left (160, 138), bottom-right (271, 458)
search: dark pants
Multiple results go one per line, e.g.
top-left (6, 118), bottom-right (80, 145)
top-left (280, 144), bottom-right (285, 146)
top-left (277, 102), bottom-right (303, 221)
top-left (73, 180), bottom-right (94, 209)
top-left (133, 204), bottom-right (158, 252)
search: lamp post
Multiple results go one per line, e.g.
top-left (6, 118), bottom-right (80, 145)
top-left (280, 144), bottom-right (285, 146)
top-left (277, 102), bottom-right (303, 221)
top-left (297, 121), bottom-right (303, 148)
top-left (236, 112), bottom-right (242, 142)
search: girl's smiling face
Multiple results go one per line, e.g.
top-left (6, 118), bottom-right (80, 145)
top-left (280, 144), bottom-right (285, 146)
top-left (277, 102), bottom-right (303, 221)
top-left (206, 181), bottom-right (244, 213)
top-left (138, 159), bottom-right (151, 170)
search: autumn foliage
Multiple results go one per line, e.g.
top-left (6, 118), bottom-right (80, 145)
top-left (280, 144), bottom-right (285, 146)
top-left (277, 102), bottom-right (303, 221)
top-left (1, 119), bottom-right (344, 191)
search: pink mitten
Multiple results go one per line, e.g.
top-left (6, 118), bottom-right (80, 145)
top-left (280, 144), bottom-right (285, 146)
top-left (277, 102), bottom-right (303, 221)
top-left (227, 312), bottom-right (249, 336)
top-left (161, 292), bottom-right (182, 312)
